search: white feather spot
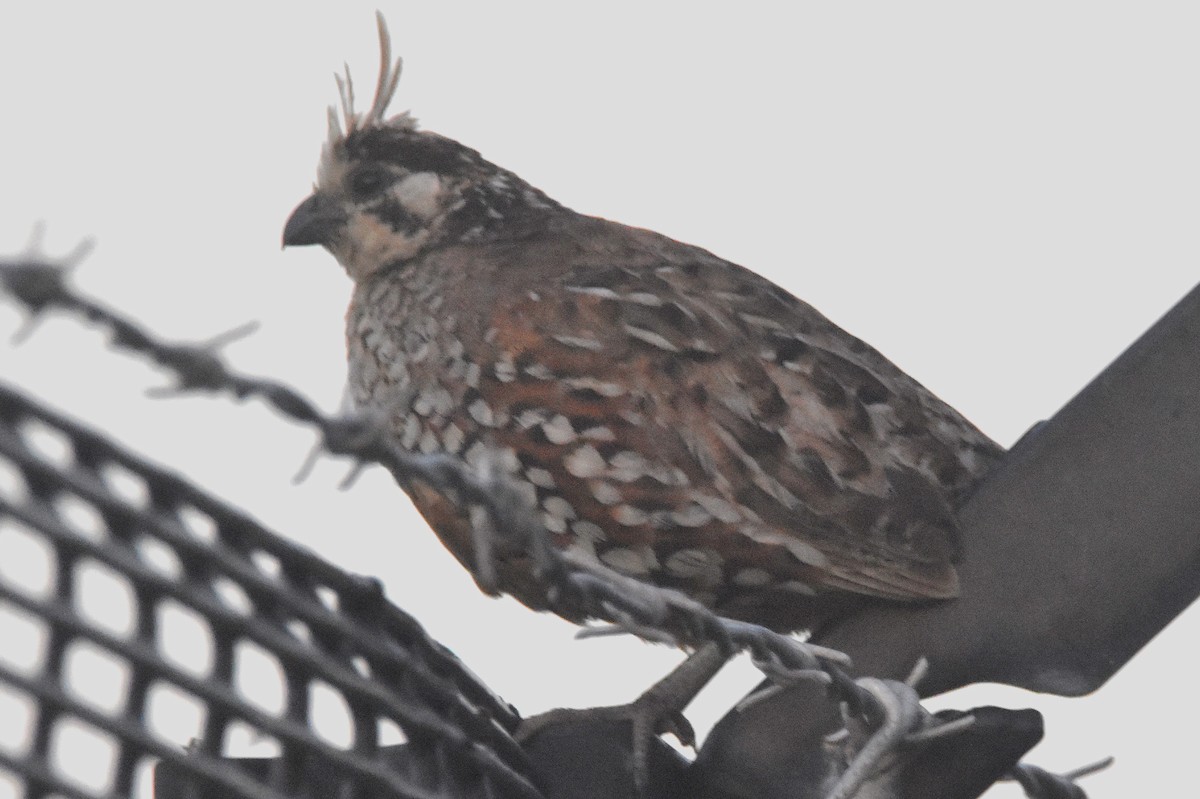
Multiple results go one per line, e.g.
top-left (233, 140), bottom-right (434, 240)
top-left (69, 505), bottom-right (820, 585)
top-left (591, 482), bottom-right (623, 506)
top-left (465, 362), bottom-right (481, 388)
top-left (516, 408), bottom-right (548, 428)
top-left (671, 504), bottom-right (713, 528)
top-left (524, 362), bottom-right (555, 380)
top-left (566, 285), bottom-right (620, 300)
top-left (401, 415), bottom-right (422, 449)
top-left (571, 520), bottom-right (606, 542)
top-left (565, 445), bottom-right (606, 478)
top-left (623, 324), bottom-right (679, 352)
top-left (784, 539), bottom-right (829, 568)
top-left (515, 479), bottom-right (538, 509)
top-left (522, 189), bottom-right (553, 210)
top-left (352, 350), bottom-right (379, 387)
top-left (384, 355), bottom-right (409, 383)
top-left (464, 441), bottom-right (488, 467)
top-left (443, 357), bottom-right (466, 381)
top-left (543, 415), bottom-right (577, 444)
top-left (753, 472), bottom-right (801, 510)
top-left (468, 398), bottom-right (495, 427)
top-left (664, 548), bottom-right (724, 585)
top-left (609, 451), bottom-right (649, 482)
top-left (468, 505), bottom-right (490, 532)
top-left (564, 377), bottom-right (626, 397)
top-left (565, 536), bottom-right (598, 558)
top-left (625, 291), bottom-right (664, 307)
top-left (694, 495), bottom-right (742, 524)
top-left (541, 511), bottom-right (567, 534)
top-left (494, 357), bottom-right (517, 383)
top-left (733, 568), bottom-right (773, 587)
top-left (412, 390), bottom-right (436, 417)
top-left (542, 495), bottom-right (577, 521)
top-left (778, 580), bottom-right (818, 595)
top-left (393, 172), bottom-right (443, 219)
top-left (441, 423), bottom-right (465, 454)
top-left (552, 334), bottom-right (604, 351)
top-left (738, 312), bottom-right (786, 331)
top-left (613, 505), bottom-right (648, 526)
top-left (580, 425), bottom-right (616, 442)
top-left (668, 468), bottom-right (691, 488)
top-left (601, 547), bottom-right (655, 576)
top-left (525, 467), bottom-right (556, 489)
top-left (409, 341), bottom-right (432, 363)
top-left (432, 388), bottom-right (454, 415)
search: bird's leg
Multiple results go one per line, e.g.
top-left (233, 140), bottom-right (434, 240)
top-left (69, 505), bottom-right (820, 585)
top-left (516, 642), bottom-right (729, 796)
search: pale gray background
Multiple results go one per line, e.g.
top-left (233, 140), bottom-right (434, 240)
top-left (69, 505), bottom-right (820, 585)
top-left (2, 4), bottom-right (1198, 797)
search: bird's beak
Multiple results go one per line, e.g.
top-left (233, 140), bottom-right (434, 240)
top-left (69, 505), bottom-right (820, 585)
top-left (282, 193), bottom-right (348, 248)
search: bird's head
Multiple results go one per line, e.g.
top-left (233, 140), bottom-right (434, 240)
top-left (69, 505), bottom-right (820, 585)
top-left (283, 14), bottom-right (561, 283)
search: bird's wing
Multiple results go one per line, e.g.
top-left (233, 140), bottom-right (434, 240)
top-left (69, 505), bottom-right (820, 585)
top-left (457, 225), bottom-right (1002, 619)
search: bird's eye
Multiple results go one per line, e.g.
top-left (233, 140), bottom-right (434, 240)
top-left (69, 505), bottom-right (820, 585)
top-left (348, 165), bottom-right (392, 200)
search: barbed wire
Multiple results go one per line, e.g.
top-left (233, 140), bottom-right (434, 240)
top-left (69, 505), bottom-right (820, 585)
top-left (0, 236), bottom-right (861, 680)
top-left (1008, 758), bottom-right (1114, 799)
top-left (0, 236), bottom-right (1106, 799)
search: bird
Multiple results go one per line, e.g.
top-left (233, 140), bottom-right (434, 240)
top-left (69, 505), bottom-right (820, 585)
top-left (283, 13), bottom-right (1004, 785)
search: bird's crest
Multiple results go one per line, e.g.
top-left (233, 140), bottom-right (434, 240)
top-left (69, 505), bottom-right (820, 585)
top-left (325, 12), bottom-right (416, 148)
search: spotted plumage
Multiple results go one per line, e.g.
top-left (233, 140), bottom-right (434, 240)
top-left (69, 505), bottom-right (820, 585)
top-left (283, 18), bottom-right (1004, 636)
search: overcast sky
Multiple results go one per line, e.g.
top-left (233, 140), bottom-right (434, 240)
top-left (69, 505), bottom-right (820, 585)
top-left (2, 4), bottom-right (1199, 797)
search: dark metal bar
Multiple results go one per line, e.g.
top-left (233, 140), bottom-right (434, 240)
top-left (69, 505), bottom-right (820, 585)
top-left (698, 282), bottom-right (1200, 796)
top-left (817, 279), bottom-right (1200, 696)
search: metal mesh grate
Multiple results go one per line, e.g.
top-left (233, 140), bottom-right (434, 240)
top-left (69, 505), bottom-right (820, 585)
top-left (0, 380), bottom-right (543, 799)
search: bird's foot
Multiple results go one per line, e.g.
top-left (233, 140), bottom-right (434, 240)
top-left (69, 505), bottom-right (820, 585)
top-left (516, 643), bottom-right (728, 797)
top-left (516, 696), bottom-right (694, 787)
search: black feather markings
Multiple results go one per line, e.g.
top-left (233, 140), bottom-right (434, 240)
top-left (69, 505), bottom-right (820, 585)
top-left (345, 127), bottom-right (476, 176)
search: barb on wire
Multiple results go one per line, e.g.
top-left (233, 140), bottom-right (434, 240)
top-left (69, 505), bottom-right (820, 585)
top-left (2, 225), bottom-right (94, 342)
top-left (826, 678), bottom-right (921, 799)
top-left (2, 237), bottom-right (1101, 797)
top-left (822, 676), bottom-right (985, 799)
top-left (1009, 756), bottom-right (1113, 799)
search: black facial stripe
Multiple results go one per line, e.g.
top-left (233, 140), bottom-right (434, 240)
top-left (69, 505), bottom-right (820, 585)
top-left (374, 196), bottom-right (424, 236)
top-left (348, 163), bottom-right (394, 201)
